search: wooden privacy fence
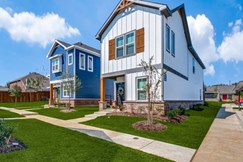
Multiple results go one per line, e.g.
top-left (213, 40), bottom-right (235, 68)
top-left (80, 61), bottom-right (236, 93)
top-left (0, 91), bottom-right (50, 103)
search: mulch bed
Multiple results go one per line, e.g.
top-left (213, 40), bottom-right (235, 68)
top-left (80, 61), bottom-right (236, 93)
top-left (0, 138), bottom-right (26, 154)
top-left (108, 112), bottom-right (188, 124)
top-left (132, 121), bottom-right (167, 132)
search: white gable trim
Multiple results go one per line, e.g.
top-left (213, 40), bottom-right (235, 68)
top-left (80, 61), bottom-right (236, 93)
top-left (46, 40), bottom-right (68, 58)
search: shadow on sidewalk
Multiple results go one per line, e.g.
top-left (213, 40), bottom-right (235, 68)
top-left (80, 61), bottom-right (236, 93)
top-left (216, 107), bottom-right (235, 119)
top-left (70, 128), bottom-right (113, 142)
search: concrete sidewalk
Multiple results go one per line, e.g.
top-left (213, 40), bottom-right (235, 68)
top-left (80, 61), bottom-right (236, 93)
top-left (0, 107), bottom-right (196, 162)
top-left (192, 105), bottom-right (243, 162)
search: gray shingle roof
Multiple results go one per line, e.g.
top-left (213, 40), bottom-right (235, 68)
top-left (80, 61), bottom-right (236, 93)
top-left (56, 39), bottom-right (71, 48)
top-left (234, 81), bottom-right (243, 92)
top-left (74, 42), bottom-right (100, 54)
top-left (9, 72), bottom-right (49, 92)
top-left (205, 85), bottom-right (236, 94)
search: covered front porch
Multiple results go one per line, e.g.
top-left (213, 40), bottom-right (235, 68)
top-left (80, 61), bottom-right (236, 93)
top-left (234, 82), bottom-right (243, 109)
top-left (49, 83), bottom-right (61, 107)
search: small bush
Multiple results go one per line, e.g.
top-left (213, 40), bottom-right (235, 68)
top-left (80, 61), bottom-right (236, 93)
top-left (177, 107), bottom-right (185, 115)
top-left (191, 104), bottom-right (204, 111)
top-left (203, 102), bottom-right (209, 106)
top-left (167, 107), bottom-right (186, 119)
top-left (0, 120), bottom-right (14, 147)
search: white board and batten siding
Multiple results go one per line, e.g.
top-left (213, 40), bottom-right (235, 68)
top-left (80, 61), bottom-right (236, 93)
top-left (101, 6), bottom-right (162, 75)
top-left (163, 11), bottom-right (204, 101)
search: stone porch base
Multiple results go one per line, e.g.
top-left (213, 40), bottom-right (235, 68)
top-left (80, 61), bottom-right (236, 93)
top-left (116, 100), bottom-right (204, 115)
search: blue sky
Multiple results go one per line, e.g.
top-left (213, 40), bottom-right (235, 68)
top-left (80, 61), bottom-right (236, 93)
top-left (0, 0), bottom-right (242, 86)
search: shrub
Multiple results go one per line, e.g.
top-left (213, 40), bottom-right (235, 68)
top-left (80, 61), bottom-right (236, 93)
top-left (0, 120), bottom-right (14, 147)
top-left (177, 107), bottom-right (185, 115)
top-left (204, 102), bottom-right (209, 106)
top-left (167, 107), bottom-right (186, 119)
top-left (191, 104), bottom-right (204, 111)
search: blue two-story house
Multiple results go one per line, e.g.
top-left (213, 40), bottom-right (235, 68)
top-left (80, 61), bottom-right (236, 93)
top-left (47, 40), bottom-right (113, 107)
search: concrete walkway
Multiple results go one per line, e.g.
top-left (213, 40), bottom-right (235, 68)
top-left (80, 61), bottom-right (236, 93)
top-left (0, 107), bottom-right (196, 162)
top-left (193, 104), bottom-right (243, 162)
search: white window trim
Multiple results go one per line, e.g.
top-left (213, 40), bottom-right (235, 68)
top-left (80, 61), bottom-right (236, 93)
top-left (166, 24), bottom-right (171, 52)
top-left (52, 57), bottom-right (62, 73)
top-left (125, 31), bottom-right (136, 56)
top-left (68, 53), bottom-right (73, 66)
top-left (79, 53), bottom-right (85, 70)
top-left (62, 83), bottom-right (71, 98)
top-left (136, 77), bottom-right (147, 101)
top-left (87, 55), bottom-right (94, 72)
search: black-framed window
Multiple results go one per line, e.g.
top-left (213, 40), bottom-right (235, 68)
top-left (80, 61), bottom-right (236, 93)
top-left (171, 30), bottom-right (175, 56)
top-left (192, 58), bottom-right (195, 74)
top-left (166, 24), bottom-right (170, 52)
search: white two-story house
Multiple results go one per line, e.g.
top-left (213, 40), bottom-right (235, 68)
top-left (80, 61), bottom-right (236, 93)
top-left (96, 0), bottom-right (205, 113)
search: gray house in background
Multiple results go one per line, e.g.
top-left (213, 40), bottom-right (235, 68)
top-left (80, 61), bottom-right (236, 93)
top-left (205, 85), bottom-right (236, 102)
top-left (0, 86), bottom-right (9, 92)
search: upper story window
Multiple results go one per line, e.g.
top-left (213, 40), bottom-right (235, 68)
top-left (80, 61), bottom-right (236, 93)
top-left (171, 31), bottom-right (175, 56)
top-left (116, 36), bottom-right (124, 58)
top-left (192, 58), bottom-right (195, 74)
top-left (79, 53), bottom-right (85, 70)
top-left (68, 53), bottom-right (73, 65)
top-left (166, 24), bottom-right (170, 52)
top-left (126, 32), bottom-right (135, 55)
top-left (52, 58), bottom-right (62, 73)
top-left (88, 56), bottom-right (93, 72)
top-left (137, 77), bottom-right (147, 101)
top-left (116, 31), bottom-right (136, 59)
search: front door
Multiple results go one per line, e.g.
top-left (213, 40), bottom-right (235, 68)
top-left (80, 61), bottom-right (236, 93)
top-left (116, 82), bottom-right (125, 105)
top-left (222, 94), bottom-right (227, 100)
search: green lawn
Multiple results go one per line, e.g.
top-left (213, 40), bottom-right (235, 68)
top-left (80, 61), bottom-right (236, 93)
top-left (30, 106), bottom-right (99, 120)
top-left (0, 101), bottom-right (48, 110)
top-left (0, 119), bottom-right (170, 162)
top-left (83, 102), bottom-right (222, 149)
top-left (0, 109), bottom-right (23, 118)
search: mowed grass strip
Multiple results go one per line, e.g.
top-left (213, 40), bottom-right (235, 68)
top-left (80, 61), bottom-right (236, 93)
top-left (0, 109), bottom-right (23, 118)
top-left (0, 101), bottom-right (48, 110)
top-left (0, 119), bottom-right (171, 162)
top-left (31, 106), bottom-right (99, 120)
top-left (83, 102), bottom-right (221, 149)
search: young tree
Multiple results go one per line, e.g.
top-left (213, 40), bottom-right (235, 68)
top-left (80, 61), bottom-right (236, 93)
top-left (61, 70), bottom-right (82, 110)
top-left (10, 85), bottom-right (22, 105)
top-left (139, 56), bottom-right (166, 126)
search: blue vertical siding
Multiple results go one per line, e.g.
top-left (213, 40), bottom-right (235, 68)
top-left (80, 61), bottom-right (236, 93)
top-left (50, 45), bottom-right (66, 81)
top-left (49, 44), bottom-right (114, 100)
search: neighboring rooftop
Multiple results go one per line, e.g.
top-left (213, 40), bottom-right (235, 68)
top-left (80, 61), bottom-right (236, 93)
top-left (74, 42), bottom-right (101, 54)
top-left (0, 86), bottom-right (9, 92)
top-left (9, 72), bottom-right (49, 92)
top-left (205, 85), bottom-right (236, 94)
top-left (234, 81), bottom-right (243, 93)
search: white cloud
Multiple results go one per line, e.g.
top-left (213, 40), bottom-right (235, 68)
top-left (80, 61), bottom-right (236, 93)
top-left (187, 14), bottom-right (219, 76)
top-left (0, 7), bottom-right (80, 47)
top-left (218, 19), bottom-right (243, 63)
top-left (188, 15), bottom-right (243, 76)
top-left (228, 22), bottom-right (233, 27)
